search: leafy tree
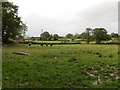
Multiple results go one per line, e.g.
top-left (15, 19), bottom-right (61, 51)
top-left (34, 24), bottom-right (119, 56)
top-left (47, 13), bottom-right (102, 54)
top-left (86, 28), bottom-right (92, 44)
top-left (40, 31), bottom-right (50, 41)
top-left (31, 37), bottom-right (36, 41)
top-left (48, 34), bottom-right (53, 41)
top-left (93, 28), bottom-right (109, 44)
top-left (53, 34), bottom-right (59, 41)
top-left (111, 33), bottom-right (119, 38)
top-left (2, 2), bottom-right (27, 43)
top-left (105, 34), bottom-right (111, 41)
top-left (74, 33), bottom-right (80, 39)
top-left (80, 32), bottom-right (94, 42)
top-left (66, 33), bottom-right (73, 38)
top-left (80, 32), bottom-right (87, 40)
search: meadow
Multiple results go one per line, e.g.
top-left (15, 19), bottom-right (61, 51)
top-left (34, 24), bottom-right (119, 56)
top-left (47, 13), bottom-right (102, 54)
top-left (2, 44), bottom-right (119, 88)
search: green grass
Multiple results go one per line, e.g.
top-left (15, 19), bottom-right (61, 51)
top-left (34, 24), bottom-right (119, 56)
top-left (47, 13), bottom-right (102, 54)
top-left (2, 44), bottom-right (119, 88)
top-left (33, 40), bottom-right (62, 43)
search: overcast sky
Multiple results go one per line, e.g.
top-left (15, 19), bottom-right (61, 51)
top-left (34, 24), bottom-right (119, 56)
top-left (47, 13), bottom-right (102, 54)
top-left (9, 0), bottom-right (118, 37)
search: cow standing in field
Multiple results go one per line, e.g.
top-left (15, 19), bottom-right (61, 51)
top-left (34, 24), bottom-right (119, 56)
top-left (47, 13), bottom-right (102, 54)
top-left (28, 43), bottom-right (32, 47)
top-left (50, 43), bottom-right (53, 46)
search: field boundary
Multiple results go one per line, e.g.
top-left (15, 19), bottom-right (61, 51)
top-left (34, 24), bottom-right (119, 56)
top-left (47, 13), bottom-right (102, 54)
top-left (19, 41), bottom-right (120, 45)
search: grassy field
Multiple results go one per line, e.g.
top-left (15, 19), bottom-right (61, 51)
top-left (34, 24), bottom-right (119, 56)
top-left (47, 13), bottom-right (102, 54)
top-left (2, 44), bottom-right (119, 88)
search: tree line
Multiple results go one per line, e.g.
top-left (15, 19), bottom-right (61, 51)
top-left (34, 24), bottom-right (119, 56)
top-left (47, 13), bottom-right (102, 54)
top-left (38, 29), bottom-right (119, 44)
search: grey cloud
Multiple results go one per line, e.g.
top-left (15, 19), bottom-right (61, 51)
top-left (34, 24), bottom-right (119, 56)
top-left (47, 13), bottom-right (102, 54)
top-left (79, 2), bottom-right (117, 22)
top-left (24, 2), bottom-right (118, 37)
top-left (74, 2), bottom-right (118, 33)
